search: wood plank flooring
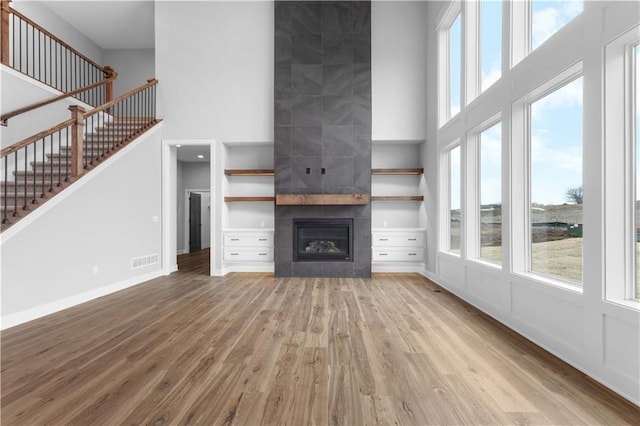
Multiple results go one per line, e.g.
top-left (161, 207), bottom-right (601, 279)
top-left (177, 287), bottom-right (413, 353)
top-left (2, 248), bottom-right (639, 425)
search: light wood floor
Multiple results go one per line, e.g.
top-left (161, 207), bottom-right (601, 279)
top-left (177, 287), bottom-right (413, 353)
top-left (2, 249), bottom-right (639, 425)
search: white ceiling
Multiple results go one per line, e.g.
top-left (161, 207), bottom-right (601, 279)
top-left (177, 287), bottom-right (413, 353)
top-left (176, 146), bottom-right (211, 163)
top-left (42, 1), bottom-right (155, 49)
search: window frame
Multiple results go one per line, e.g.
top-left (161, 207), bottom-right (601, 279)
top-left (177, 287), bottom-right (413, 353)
top-left (604, 26), bottom-right (640, 306)
top-left (440, 141), bottom-right (463, 255)
top-left (437, 1), bottom-right (463, 127)
top-left (470, 115), bottom-right (503, 267)
top-left (511, 61), bottom-right (584, 290)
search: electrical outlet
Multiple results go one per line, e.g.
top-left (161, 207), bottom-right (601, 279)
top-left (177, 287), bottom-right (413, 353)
top-left (260, 221), bottom-right (265, 228)
top-left (383, 220), bottom-right (388, 227)
top-left (92, 265), bottom-right (98, 275)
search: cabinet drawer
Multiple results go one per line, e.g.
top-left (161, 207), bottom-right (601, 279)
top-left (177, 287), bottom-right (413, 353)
top-left (223, 248), bottom-right (274, 262)
top-left (372, 248), bottom-right (424, 262)
top-left (224, 233), bottom-right (273, 247)
top-left (372, 233), bottom-right (424, 247)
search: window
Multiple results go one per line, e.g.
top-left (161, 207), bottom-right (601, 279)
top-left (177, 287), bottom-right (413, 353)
top-left (529, 76), bottom-right (583, 284)
top-left (450, 145), bottom-right (461, 253)
top-left (450, 13), bottom-right (462, 117)
top-left (480, 122), bottom-right (502, 263)
top-left (635, 43), bottom-right (640, 299)
top-left (604, 27), bottom-right (639, 305)
top-left (531, 0), bottom-right (583, 51)
top-left (480, 0), bottom-right (501, 92)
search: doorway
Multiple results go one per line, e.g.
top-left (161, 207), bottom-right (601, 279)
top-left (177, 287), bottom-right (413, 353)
top-left (187, 190), bottom-right (211, 253)
top-left (161, 139), bottom-right (215, 276)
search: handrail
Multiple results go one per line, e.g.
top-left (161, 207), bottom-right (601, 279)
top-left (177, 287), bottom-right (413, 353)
top-left (85, 78), bottom-right (158, 118)
top-left (1, 78), bottom-right (158, 159)
top-left (1, 0), bottom-right (114, 107)
top-left (0, 118), bottom-right (74, 158)
top-left (1, 78), bottom-right (159, 227)
top-left (1, 73), bottom-right (117, 126)
top-left (2, 2), bottom-right (106, 73)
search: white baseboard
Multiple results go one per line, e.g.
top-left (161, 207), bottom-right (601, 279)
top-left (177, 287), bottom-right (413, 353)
top-left (222, 262), bottom-right (274, 274)
top-left (1, 269), bottom-right (164, 330)
top-left (372, 262), bottom-right (426, 273)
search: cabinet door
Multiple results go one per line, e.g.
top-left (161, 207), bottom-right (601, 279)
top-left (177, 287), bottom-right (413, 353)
top-left (372, 248), bottom-right (424, 262)
top-left (224, 233), bottom-right (273, 247)
top-left (223, 248), bottom-right (274, 262)
top-left (372, 232), bottom-right (424, 247)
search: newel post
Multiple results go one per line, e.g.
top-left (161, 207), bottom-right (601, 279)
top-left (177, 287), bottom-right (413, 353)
top-left (69, 105), bottom-right (86, 178)
top-left (0, 0), bottom-right (11, 66)
top-left (104, 66), bottom-right (117, 103)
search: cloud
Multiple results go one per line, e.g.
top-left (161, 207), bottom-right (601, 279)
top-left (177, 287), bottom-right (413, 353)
top-left (531, 132), bottom-right (582, 175)
top-left (531, 0), bottom-right (583, 50)
top-left (531, 77), bottom-right (583, 121)
top-left (482, 64), bottom-right (501, 92)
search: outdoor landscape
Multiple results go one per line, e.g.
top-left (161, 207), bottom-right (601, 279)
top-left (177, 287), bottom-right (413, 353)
top-left (451, 202), bottom-right (584, 283)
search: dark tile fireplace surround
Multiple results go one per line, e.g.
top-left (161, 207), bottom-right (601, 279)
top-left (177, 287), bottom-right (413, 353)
top-left (274, 1), bottom-right (372, 277)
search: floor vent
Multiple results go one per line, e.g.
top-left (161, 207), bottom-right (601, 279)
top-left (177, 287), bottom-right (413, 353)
top-left (131, 253), bottom-right (160, 270)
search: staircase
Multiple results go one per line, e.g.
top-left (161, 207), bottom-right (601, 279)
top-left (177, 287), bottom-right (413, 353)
top-left (1, 116), bottom-right (158, 229)
top-left (0, 1), bottom-right (160, 229)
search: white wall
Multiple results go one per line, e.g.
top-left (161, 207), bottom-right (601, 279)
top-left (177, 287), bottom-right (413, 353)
top-left (11, 0), bottom-right (103, 64)
top-left (1, 126), bottom-right (164, 328)
top-left (0, 66), bottom-right (92, 147)
top-left (372, 1), bottom-right (428, 141)
top-left (155, 1), bottom-right (273, 142)
top-left (103, 49), bottom-right (155, 97)
top-left (425, 0), bottom-right (640, 406)
top-left (176, 161), bottom-right (211, 254)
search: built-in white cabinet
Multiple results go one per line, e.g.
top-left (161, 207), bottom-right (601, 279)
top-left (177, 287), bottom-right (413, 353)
top-left (372, 228), bottom-right (425, 263)
top-left (371, 140), bottom-right (427, 272)
top-left (222, 229), bottom-right (274, 263)
top-left (215, 141), bottom-right (275, 273)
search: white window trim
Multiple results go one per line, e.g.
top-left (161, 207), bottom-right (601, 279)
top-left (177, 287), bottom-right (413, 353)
top-left (437, 1), bottom-right (462, 127)
top-left (440, 141), bottom-right (462, 255)
top-left (468, 114), bottom-right (502, 266)
top-left (511, 61), bottom-right (584, 289)
top-left (604, 25), bottom-right (640, 307)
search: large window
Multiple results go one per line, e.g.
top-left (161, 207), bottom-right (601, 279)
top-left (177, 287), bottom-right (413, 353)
top-left (450, 13), bottom-right (462, 117)
top-left (480, 0), bottom-right (502, 92)
top-left (450, 145), bottom-right (461, 253)
top-left (531, 0), bottom-right (583, 51)
top-left (635, 43), bottom-right (640, 299)
top-left (529, 76), bottom-right (583, 284)
top-left (480, 122), bottom-right (502, 263)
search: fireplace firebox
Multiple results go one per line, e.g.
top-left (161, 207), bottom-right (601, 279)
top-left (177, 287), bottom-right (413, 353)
top-left (293, 219), bottom-right (353, 262)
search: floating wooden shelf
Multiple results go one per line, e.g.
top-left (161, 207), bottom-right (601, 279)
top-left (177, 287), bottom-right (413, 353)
top-left (371, 168), bottom-right (424, 175)
top-left (276, 194), bottom-right (369, 206)
top-left (224, 196), bottom-right (275, 202)
top-left (224, 169), bottom-right (275, 176)
top-left (372, 196), bottom-right (424, 202)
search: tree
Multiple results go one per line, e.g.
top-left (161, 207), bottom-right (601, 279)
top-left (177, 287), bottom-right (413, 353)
top-left (566, 185), bottom-right (583, 204)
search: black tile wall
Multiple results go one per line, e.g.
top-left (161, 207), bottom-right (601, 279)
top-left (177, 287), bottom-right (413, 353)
top-left (274, 1), bottom-right (371, 278)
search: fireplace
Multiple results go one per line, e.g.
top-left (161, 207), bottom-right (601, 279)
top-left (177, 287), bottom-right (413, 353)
top-left (293, 219), bottom-right (353, 262)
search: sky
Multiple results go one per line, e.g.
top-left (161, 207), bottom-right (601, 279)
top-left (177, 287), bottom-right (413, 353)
top-left (449, 0), bottom-right (585, 208)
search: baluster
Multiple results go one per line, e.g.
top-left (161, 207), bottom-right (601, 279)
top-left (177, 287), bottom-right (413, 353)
top-left (3, 156), bottom-right (8, 223)
top-left (12, 152), bottom-right (17, 216)
top-left (22, 144), bottom-right (27, 210)
top-left (64, 127), bottom-right (69, 181)
top-left (48, 133), bottom-right (53, 191)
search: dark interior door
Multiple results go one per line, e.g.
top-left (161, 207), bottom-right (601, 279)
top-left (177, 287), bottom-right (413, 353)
top-left (189, 192), bottom-right (202, 253)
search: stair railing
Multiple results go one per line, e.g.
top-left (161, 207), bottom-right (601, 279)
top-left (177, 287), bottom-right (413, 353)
top-left (0, 0), bottom-right (115, 111)
top-left (1, 79), bottom-right (159, 227)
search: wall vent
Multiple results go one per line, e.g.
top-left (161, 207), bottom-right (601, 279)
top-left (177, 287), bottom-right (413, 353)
top-left (131, 253), bottom-right (160, 270)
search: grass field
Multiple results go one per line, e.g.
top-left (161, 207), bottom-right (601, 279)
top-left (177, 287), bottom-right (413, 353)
top-left (451, 203), bottom-right (640, 298)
